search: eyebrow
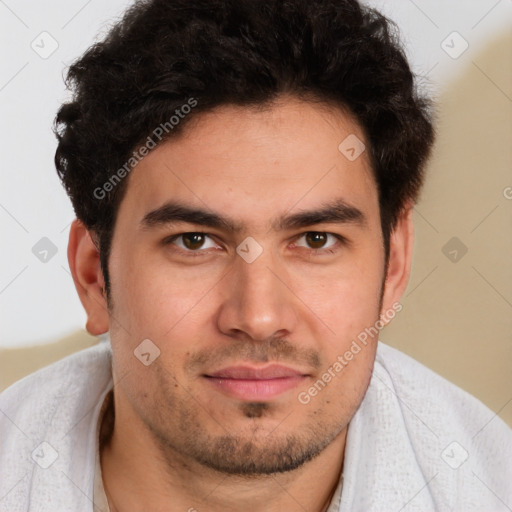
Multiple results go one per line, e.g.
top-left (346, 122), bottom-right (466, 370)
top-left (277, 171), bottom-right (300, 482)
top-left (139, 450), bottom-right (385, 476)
top-left (140, 198), bottom-right (366, 233)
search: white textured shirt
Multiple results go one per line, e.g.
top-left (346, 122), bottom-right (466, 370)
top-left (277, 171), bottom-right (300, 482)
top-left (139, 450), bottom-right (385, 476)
top-left (1, 338), bottom-right (511, 511)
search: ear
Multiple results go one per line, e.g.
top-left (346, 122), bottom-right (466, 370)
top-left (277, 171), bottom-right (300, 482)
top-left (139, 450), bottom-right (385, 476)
top-left (379, 202), bottom-right (414, 320)
top-left (67, 219), bottom-right (109, 335)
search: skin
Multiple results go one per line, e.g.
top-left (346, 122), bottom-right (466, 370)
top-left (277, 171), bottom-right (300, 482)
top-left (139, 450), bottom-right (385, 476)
top-left (68, 95), bottom-right (414, 512)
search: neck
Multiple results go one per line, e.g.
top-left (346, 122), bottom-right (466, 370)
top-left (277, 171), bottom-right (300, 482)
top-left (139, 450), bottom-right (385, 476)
top-left (100, 392), bottom-right (346, 512)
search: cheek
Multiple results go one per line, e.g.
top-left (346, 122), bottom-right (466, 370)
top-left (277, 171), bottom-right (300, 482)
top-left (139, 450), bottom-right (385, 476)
top-left (110, 249), bottom-right (220, 339)
top-left (293, 252), bottom-right (384, 337)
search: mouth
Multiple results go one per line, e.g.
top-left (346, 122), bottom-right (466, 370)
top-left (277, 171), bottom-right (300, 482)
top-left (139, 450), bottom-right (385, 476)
top-left (203, 364), bottom-right (309, 401)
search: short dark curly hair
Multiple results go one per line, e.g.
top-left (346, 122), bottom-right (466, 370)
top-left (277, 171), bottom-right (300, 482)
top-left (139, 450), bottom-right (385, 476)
top-left (54, 0), bottom-right (435, 300)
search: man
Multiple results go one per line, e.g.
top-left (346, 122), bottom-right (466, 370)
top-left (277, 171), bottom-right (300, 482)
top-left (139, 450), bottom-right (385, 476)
top-left (1, 0), bottom-right (510, 510)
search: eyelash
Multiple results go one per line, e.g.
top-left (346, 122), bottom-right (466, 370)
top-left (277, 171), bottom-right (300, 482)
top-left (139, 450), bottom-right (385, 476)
top-left (162, 232), bottom-right (346, 257)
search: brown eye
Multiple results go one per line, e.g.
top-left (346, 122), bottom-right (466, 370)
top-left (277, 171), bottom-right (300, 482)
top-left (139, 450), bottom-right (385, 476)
top-left (305, 232), bottom-right (328, 249)
top-left (168, 232), bottom-right (219, 252)
top-left (182, 233), bottom-right (206, 250)
top-left (294, 232), bottom-right (342, 253)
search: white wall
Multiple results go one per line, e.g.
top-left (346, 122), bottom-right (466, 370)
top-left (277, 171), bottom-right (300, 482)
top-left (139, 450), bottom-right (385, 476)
top-left (1, 0), bottom-right (511, 348)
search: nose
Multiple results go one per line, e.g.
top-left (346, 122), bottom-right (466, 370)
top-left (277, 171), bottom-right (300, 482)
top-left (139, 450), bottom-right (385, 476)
top-left (216, 248), bottom-right (299, 342)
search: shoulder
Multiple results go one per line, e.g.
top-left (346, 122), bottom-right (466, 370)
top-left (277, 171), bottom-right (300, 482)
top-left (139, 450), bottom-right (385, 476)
top-left (0, 340), bottom-right (113, 510)
top-left (374, 341), bottom-right (510, 437)
top-left (0, 339), bottom-right (112, 416)
top-left (373, 341), bottom-right (512, 505)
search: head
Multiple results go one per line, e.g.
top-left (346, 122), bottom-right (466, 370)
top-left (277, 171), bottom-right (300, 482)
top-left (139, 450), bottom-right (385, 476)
top-left (58, 0), bottom-right (434, 475)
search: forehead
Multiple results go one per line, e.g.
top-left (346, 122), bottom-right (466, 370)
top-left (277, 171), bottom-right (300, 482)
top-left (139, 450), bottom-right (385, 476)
top-left (117, 97), bottom-right (379, 231)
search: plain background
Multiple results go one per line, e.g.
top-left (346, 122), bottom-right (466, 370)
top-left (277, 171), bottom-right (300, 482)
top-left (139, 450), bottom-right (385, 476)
top-left (0, 1), bottom-right (511, 427)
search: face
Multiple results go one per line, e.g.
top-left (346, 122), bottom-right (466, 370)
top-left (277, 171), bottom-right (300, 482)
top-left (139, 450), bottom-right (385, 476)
top-left (103, 96), bottom-right (391, 475)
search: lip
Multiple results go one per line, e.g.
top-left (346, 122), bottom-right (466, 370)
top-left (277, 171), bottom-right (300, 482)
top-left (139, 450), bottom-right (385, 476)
top-left (204, 364), bottom-right (308, 401)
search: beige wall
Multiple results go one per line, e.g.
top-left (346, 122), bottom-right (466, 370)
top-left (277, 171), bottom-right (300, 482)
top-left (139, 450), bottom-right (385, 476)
top-left (382, 30), bottom-right (512, 428)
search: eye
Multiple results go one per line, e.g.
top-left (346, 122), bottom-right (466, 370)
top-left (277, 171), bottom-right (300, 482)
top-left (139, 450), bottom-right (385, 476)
top-left (166, 232), bottom-right (220, 252)
top-left (294, 232), bottom-right (342, 253)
